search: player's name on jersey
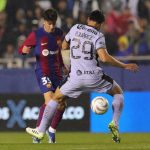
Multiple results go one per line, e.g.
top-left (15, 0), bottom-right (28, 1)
top-left (75, 31), bottom-right (93, 40)
top-left (77, 24), bottom-right (98, 35)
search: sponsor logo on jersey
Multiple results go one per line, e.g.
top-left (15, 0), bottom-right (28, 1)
top-left (42, 49), bottom-right (58, 56)
top-left (76, 70), bottom-right (82, 76)
top-left (84, 70), bottom-right (94, 75)
top-left (83, 70), bottom-right (102, 75)
top-left (77, 24), bottom-right (97, 35)
top-left (49, 50), bottom-right (58, 55)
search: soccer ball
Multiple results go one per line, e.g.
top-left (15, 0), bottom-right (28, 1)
top-left (91, 96), bottom-right (109, 115)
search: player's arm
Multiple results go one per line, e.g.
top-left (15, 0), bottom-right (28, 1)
top-left (62, 39), bottom-right (70, 50)
top-left (58, 42), bottom-right (69, 75)
top-left (97, 48), bottom-right (139, 72)
top-left (22, 46), bottom-right (31, 54)
top-left (96, 34), bottom-right (139, 72)
top-left (62, 27), bottom-right (71, 50)
top-left (57, 30), bottom-right (68, 67)
top-left (18, 32), bottom-right (36, 55)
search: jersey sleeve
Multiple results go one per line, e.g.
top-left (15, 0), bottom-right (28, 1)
top-left (18, 31), bottom-right (36, 54)
top-left (65, 24), bottom-right (78, 42)
top-left (95, 34), bottom-right (106, 50)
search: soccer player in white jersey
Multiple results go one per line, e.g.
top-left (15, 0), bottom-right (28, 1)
top-left (26, 10), bottom-right (139, 143)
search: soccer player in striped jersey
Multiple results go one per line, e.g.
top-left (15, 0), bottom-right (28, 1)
top-left (19, 9), bottom-right (67, 143)
top-left (26, 10), bottom-right (139, 143)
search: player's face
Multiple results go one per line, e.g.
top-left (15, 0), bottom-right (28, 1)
top-left (43, 20), bottom-right (56, 33)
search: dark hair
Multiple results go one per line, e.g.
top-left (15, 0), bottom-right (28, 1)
top-left (43, 9), bottom-right (57, 21)
top-left (88, 10), bottom-right (105, 23)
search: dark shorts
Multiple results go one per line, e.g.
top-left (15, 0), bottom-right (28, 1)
top-left (35, 69), bottom-right (62, 94)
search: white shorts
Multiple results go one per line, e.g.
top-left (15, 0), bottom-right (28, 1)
top-left (60, 74), bottom-right (115, 98)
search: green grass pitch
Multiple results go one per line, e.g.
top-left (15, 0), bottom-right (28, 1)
top-left (0, 132), bottom-right (150, 150)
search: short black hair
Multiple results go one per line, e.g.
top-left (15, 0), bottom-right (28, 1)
top-left (88, 10), bottom-right (105, 23)
top-left (43, 9), bottom-right (57, 21)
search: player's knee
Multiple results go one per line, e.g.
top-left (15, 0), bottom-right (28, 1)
top-left (108, 81), bottom-right (123, 96)
top-left (44, 96), bottom-right (61, 105)
top-left (52, 94), bottom-right (65, 103)
top-left (115, 85), bottom-right (123, 95)
top-left (45, 98), bottom-right (52, 105)
top-left (57, 99), bottom-right (67, 110)
top-left (44, 91), bottom-right (53, 104)
top-left (52, 87), bottom-right (65, 101)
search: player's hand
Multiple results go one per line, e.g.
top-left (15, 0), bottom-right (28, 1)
top-left (63, 67), bottom-right (69, 75)
top-left (22, 46), bottom-right (31, 54)
top-left (124, 63), bottom-right (139, 72)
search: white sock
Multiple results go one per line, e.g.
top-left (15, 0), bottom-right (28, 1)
top-left (38, 100), bottom-right (58, 133)
top-left (112, 94), bottom-right (124, 127)
top-left (49, 127), bottom-right (56, 133)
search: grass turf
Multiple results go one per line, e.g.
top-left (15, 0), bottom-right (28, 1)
top-left (0, 132), bottom-right (150, 150)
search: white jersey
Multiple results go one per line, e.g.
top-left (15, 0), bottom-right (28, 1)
top-left (65, 24), bottom-right (106, 79)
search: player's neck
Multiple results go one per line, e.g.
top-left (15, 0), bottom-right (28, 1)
top-left (87, 23), bottom-right (96, 29)
top-left (87, 19), bottom-right (101, 31)
top-left (43, 25), bottom-right (55, 33)
top-left (87, 24), bottom-right (99, 31)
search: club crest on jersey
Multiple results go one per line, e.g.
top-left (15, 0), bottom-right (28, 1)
top-left (42, 49), bottom-right (49, 56)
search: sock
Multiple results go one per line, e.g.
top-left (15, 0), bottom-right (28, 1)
top-left (49, 126), bottom-right (56, 133)
top-left (112, 94), bottom-right (124, 127)
top-left (38, 100), bottom-right (58, 133)
top-left (50, 108), bottom-right (65, 131)
top-left (36, 104), bottom-right (46, 127)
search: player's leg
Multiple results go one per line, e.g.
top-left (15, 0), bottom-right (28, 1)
top-left (46, 78), bottom-right (67, 143)
top-left (34, 91), bottom-right (66, 143)
top-left (36, 91), bottom-right (53, 127)
top-left (107, 81), bottom-right (124, 143)
top-left (33, 70), bottom-right (54, 143)
top-left (107, 81), bottom-right (124, 127)
top-left (47, 99), bottom-right (67, 143)
top-left (26, 87), bottom-right (66, 140)
top-left (33, 91), bottom-right (53, 143)
top-left (34, 70), bottom-right (54, 131)
top-left (26, 78), bottom-right (82, 140)
top-left (93, 74), bottom-right (123, 143)
top-left (48, 76), bottom-right (84, 136)
top-left (33, 70), bottom-right (66, 143)
top-left (46, 79), bottom-right (83, 140)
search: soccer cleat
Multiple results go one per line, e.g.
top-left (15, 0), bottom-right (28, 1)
top-left (108, 121), bottom-right (120, 143)
top-left (26, 127), bottom-right (44, 140)
top-left (46, 130), bottom-right (56, 143)
top-left (32, 136), bottom-right (41, 143)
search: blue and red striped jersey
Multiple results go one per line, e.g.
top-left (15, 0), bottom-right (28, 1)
top-left (19, 27), bottom-right (65, 80)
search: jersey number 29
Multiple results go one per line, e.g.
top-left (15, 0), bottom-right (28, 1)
top-left (71, 38), bottom-right (93, 60)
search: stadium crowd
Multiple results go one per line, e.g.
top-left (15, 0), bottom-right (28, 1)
top-left (0, 0), bottom-right (150, 68)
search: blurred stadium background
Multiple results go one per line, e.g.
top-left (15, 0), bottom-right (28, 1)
top-left (0, 0), bottom-right (150, 147)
